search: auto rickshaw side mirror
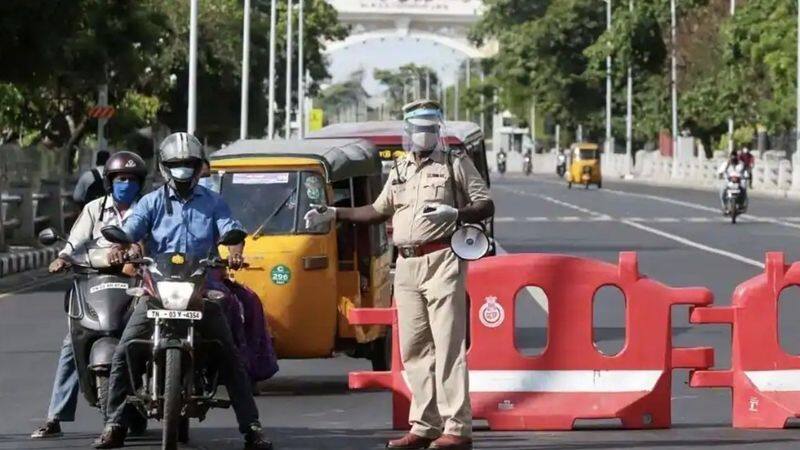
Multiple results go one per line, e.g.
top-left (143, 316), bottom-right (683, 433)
top-left (38, 228), bottom-right (61, 246)
top-left (218, 229), bottom-right (247, 246)
top-left (101, 225), bottom-right (133, 245)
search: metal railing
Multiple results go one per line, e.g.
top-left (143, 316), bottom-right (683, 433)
top-left (1, 181), bottom-right (80, 252)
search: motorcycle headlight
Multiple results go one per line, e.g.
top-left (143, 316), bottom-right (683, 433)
top-left (156, 281), bottom-right (195, 310)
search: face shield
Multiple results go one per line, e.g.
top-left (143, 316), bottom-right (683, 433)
top-left (402, 108), bottom-right (447, 154)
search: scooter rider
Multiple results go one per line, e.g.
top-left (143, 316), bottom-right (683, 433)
top-left (717, 152), bottom-right (747, 210)
top-left (31, 151), bottom-right (147, 439)
top-left (92, 132), bottom-right (272, 450)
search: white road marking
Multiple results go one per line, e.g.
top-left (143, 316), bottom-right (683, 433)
top-left (494, 217), bottom-right (517, 223)
top-left (620, 219), bottom-right (764, 268)
top-left (495, 185), bottom-right (765, 269)
top-left (604, 187), bottom-right (800, 230)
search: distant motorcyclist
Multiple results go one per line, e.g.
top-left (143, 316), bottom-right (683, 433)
top-left (739, 147), bottom-right (755, 188)
top-left (92, 132), bottom-right (272, 450)
top-left (556, 148), bottom-right (567, 177)
top-left (717, 152), bottom-right (747, 210)
top-left (31, 151), bottom-right (147, 439)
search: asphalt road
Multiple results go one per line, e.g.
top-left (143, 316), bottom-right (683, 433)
top-left (3, 175), bottom-right (800, 449)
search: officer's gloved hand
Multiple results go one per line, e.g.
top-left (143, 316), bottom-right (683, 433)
top-left (304, 204), bottom-right (336, 229)
top-left (421, 203), bottom-right (458, 225)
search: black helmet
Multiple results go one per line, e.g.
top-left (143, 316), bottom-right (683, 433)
top-left (103, 151), bottom-right (148, 191)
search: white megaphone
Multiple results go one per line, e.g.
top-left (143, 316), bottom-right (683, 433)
top-left (450, 224), bottom-right (490, 261)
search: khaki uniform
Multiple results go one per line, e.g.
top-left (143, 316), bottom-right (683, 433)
top-left (373, 150), bottom-right (490, 438)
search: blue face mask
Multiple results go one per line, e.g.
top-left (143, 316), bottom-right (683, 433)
top-left (112, 179), bottom-right (140, 206)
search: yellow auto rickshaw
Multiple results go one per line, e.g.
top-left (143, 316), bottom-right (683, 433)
top-left (567, 143), bottom-right (602, 189)
top-left (209, 138), bottom-right (393, 370)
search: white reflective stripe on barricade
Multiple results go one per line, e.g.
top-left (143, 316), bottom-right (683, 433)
top-left (401, 370), bottom-right (663, 393)
top-left (745, 370), bottom-right (800, 391)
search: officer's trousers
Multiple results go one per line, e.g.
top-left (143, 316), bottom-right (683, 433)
top-left (394, 248), bottom-right (471, 438)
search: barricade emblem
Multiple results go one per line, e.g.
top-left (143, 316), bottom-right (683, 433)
top-left (479, 296), bottom-right (504, 328)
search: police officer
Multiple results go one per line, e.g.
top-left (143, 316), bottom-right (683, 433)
top-left (305, 100), bottom-right (494, 450)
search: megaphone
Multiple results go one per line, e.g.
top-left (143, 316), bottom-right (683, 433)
top-left (450, 224), bottom-right (490, 261)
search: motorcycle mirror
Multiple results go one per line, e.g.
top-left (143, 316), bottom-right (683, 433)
top-left (37, 228), bottom-right (61, 246)
top-left (218, 229), bottom-right (247, 246)
top-left (101, 225), bottom-right (133, 245)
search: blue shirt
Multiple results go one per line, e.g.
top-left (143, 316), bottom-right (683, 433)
top-left (123, 185), bottom-right (244, 258)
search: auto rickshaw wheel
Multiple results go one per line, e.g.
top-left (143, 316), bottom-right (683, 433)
top-left (369, 333), bottom-right (392, 371)
top-left (567, 182), bottom-right (572, 189)
top-left (597, 181), bottom-right (602, 189)
top-left (584, 182), bottom-right (590, 190)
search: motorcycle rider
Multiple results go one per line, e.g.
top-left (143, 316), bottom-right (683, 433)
top-left (92, 132), bottom-right (272, 450)
top-left (717, 151), bottom-right (747, 211)
top-left (31, 151), bottom-right (147, 439)
top-left (739, 147), bottom-right (755, 188)
top-left (556, 148), bottom-right (567, 176)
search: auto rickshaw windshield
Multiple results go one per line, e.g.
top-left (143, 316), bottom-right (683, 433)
top-left (219, 171), bottom-right (329, 235)
top-left (577, 149), bottom-right (598, 159)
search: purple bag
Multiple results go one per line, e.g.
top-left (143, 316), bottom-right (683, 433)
top-left (223, 279), bottom-right (279, 381)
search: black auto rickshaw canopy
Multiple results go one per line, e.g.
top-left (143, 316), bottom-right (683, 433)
top-left (210, 138), bottom-right (382, 183)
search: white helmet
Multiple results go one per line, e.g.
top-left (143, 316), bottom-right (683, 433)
top-left (158, 132), bottom-right (206, 192)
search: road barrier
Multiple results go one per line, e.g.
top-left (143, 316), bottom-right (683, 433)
top-left (349, 252), bottom-right (714, 430)
top-left (690, 252), bottom-right (800, 428)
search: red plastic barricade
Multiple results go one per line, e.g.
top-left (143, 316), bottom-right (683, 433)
top-left (349, 252), bottom-right (714, 430)
top-left (690, 252), bottom-right (800, 428)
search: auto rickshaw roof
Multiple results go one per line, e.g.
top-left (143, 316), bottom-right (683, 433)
top-left (573, 142), bottom-right (600, 150)
top-left (210, 138), bottom-right (381, 182)
top-left (306, 120), bottom-right (483, 146)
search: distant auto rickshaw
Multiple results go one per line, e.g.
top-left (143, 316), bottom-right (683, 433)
top-left (307, 120), bottom-right (495, 258)
top-left (567, 143), bottom-right (602, 189)
top-left (209, 138), bottom-right (392, 370)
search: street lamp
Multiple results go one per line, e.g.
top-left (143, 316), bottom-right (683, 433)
top-left (728, 0), bottom-right (735, 154)
top-left (605, 0), bottom-right (613, 154)
top-left (268, 0), bottom-right (277, 139)
top-left (625, 0), bottom-right (633, 175)
top-left (670, 0), bottom-right (678, 167)
top-left (285, 0), bottom-right (294, 139)
top-left (188, 0), bottom-right (199, 135)
top-left (297, 0), bottom-right (305, 138)
top-left (796, 0), bottom-right (800, 157)
top-left (240, 0), bottom-right (252, 139)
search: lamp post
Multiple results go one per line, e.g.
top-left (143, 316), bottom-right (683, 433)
top-left (605, 0), bottom-right (613, 154)
top-left (796, 0), bottom-right (800, 157)
top-left (285, 0), bottom-right (293, 139)
top-left (188, 0), bottom-right (199, 134)
top-left (728, 0), bottom-right (735, 154)
top-left (297, 0), bottom-right (305, 138)
top-left (670, 0), bottom-right (678, 165)
top-left (267, 0), bottom-right (277, 139)
top-left (625, 0), bottom-right (633, 174)
top-left (240, 0), bottom-right (251, 139)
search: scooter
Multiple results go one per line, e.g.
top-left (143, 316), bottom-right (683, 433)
top-left (723, 174), bottom-right (747, 224)
top-left (101, 225), bottom-right (247, 450)
top-left (37, 228), bottom-right (147, 432)
top-left (497, 151), bottom-right (507, 175)
top-left (523, 152), bottom-right (533, 176)
top-left (556, 153), bottom-right (567, 177)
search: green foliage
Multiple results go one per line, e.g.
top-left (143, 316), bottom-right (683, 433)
top-left (374, 64), bottom-right (441, 117)
top-left (475, 0), bottom-right (798, 147)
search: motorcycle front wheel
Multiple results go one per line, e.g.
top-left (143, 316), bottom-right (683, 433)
top-left (162, 348), bottom-right (182, 450)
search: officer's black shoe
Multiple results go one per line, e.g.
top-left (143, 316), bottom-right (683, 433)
top-left (243, 424), bottom-right (273, 450)
top-left (93, 424), bottom-right (126, 449)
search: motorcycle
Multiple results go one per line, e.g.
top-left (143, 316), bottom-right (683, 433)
top-left (723, 174), bottom-right (747, 224)
top-left (101, 225), bottom-right (247, 450)
top-left (556, 154), bottom-right (567, 177)
top-left (37, 228), bottom-right (147, 432)
top-left (523, 152), bottom-right (533, 176)
top-left (496, 151), bottom-right (507, 174)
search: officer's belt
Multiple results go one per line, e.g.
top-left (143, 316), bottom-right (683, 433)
top-left (396, 238), bottom-right (450, 258)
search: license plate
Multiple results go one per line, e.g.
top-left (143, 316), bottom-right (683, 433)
top-left (728, 189), bottom-right (740, 195)
top-left (146, 310), bottom-right (203, 320)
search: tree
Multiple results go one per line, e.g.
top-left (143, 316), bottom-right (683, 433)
top-left (374, 64), bottom-right (441, 117)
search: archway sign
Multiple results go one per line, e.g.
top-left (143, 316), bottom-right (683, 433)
top-left (324, 0), bottom-right (498, 59)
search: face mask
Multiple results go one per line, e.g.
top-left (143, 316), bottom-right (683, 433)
top-left (410, 132), bottom-right (439, 153)
top-left (169, 166), bottom-right (195, 180)
top-left (112, 179), bottom-right (140, 206)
